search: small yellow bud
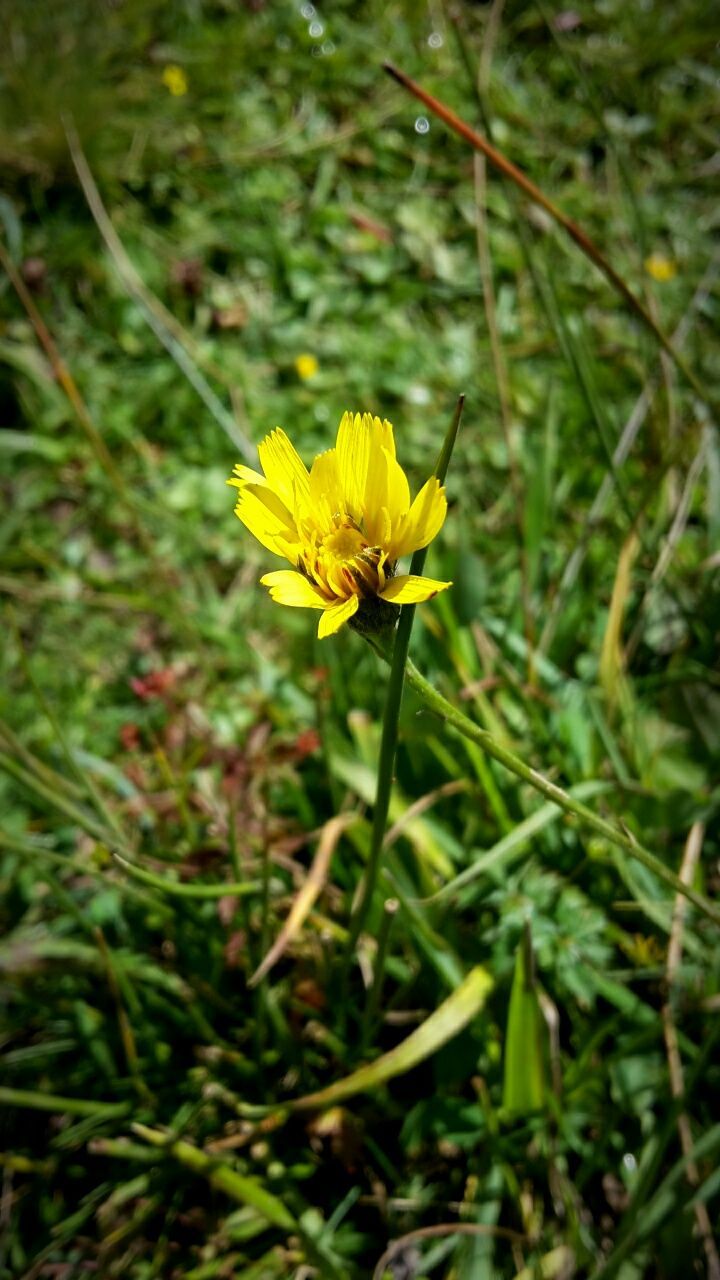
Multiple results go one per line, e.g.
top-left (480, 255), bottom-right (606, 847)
top-left (294, 353), bottom-right (319, 380)
top-left (644, 253), bottom-right (677, 283)
top-left (162, 65), bottom-right (188, 97)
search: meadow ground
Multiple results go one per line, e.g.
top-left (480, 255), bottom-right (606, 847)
top-left (1, 1), bottom-right (719, 1276)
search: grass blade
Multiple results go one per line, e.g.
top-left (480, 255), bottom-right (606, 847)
top-left (291, 965), bottom-right (493, 1111)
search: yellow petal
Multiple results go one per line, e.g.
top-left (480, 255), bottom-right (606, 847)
top-left (260, 570), bottom-right (327, 608)
top-left (336, 411), bottom-right (371, 517)
top-left (366, 414), bottom-right (396, 459)
top-left (390, 477), bottom-right (447, 559)
top-left (379, 417), bottom-right (396, 459)
top-left (309, 448), bottom-right (343, 530)
top-left (380, 574), bottom-right (451, 605)
top-left (317, 594), bottom-right (359, 638)
top-left (227, 462), bottom-right (266, 489)
top-left (258, 429), bottom-right (310, 512)
top-left (382, 449), bottom-right (411, 527)
top-left (362, 445), bottom-right (389, 544)
top-left (235, 484), bottom-right (299, 558)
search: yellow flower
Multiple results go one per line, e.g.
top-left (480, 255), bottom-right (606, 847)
top-left (295, 353), bottom-right (319, 380)
top-left (644, 253), bottom-right (677, 283)
top-left (229, 411), bottom-right (452, 638)
top-left (162, 65), bottom-right (188, 97)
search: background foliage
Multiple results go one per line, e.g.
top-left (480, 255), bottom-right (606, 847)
top-left (1, 0), bottom-right (719, 1276)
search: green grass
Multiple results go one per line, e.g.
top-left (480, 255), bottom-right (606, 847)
top-left (1, 1), bottom-right (719, 1276)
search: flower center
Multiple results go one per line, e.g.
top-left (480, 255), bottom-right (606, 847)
top-left (298, 517), bottom-right (389, 603)
top-left (323, 523), bottom-right (366, 563)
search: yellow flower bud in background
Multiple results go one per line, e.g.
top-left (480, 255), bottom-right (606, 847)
top-left (644, 253), bottom-right (677, 283)
top-left (162, 65), bottom-right (189, 97)
top-left (294, 353), bottom-right (319, 380)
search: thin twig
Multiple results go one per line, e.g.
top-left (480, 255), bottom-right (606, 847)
top-left (382, 62), bottom-right (713, 416)
top-left (372, 1222), bottom-right (528, 1280)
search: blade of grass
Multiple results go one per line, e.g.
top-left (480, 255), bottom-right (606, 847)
top-left (0, 237), bottom-right (157, 558)
top-left (539, 251), bottom-right (719, 653)
top-left (625, 438), bottom-right (707, 662)
top-left (131, 1125), bottom-right (296, 1231)
top-left (0, 828), bottom-right (173, 916)
top-left (132, 1126), bottom-right (346, 1278)
top-left (502, 924), bottom-right (546, 1114)
top-left (661, 823), bottom-right (720, 1280)
top-left (64, 118), bottom-right (256, 463)
top-left (111, 851), bottom-right (262, 900)
top-left (249, 812), bottom-right (358, 986)
top-left (0, 749), bottom-right (116, 845)
top-left (599, 530), bottom-right (640, 710)
top-left (94, 927), bottom-right (153, 1105)
top-left (290, 965), bottom-right (493, 1111)
top-left (360, 896), bottom-right (399, 1048)
top-left (0, 1087), bottom-right (129, 1119)
top-left (10, 612), bottom-right (129, 845)
top-left (0, 716), bottom-right (84, 801)
top-left (473, 145), bottom-right (533, 660)
top-left (591, 1124), bottom-right (720, 1280)
top-left (425, 780), bottom-right (612, 904)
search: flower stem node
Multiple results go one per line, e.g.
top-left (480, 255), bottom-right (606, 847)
top-left (229, 411), bottom-right (452, 638)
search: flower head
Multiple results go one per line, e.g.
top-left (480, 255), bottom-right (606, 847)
top-left (162, 65), bottom-right (188, 97)
top-left (294, 353), bottom-right (319, 380)
top-left (644, 253), bottom-right (677, 283)
top-left (229, 411), bottom-right (451, 638)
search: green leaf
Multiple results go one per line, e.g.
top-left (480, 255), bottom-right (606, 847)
top-left (291, 966), bottom-right (493, 1111)
top-left (502, 925), bottom-right (546, 1115)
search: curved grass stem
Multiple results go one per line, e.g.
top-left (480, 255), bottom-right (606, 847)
top-left (402, 659), bottom-right (720, 928)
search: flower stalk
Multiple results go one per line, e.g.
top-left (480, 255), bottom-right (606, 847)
top-left (345, 397), bottom-right (465, 960)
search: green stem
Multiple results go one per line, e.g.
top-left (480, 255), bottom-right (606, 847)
top-left (345, 397), bottom-right (465, 958)
top-left (112, 851), bottom-right (261, 900)
top-left (0, 829), bottom-right (173, 916)
top-left (402, 659), bottom-right (720, 928)
top-left (132, 1124), bottom-right (296, 1231)
top-left (0, 1086), bottom-right (129, 1118)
